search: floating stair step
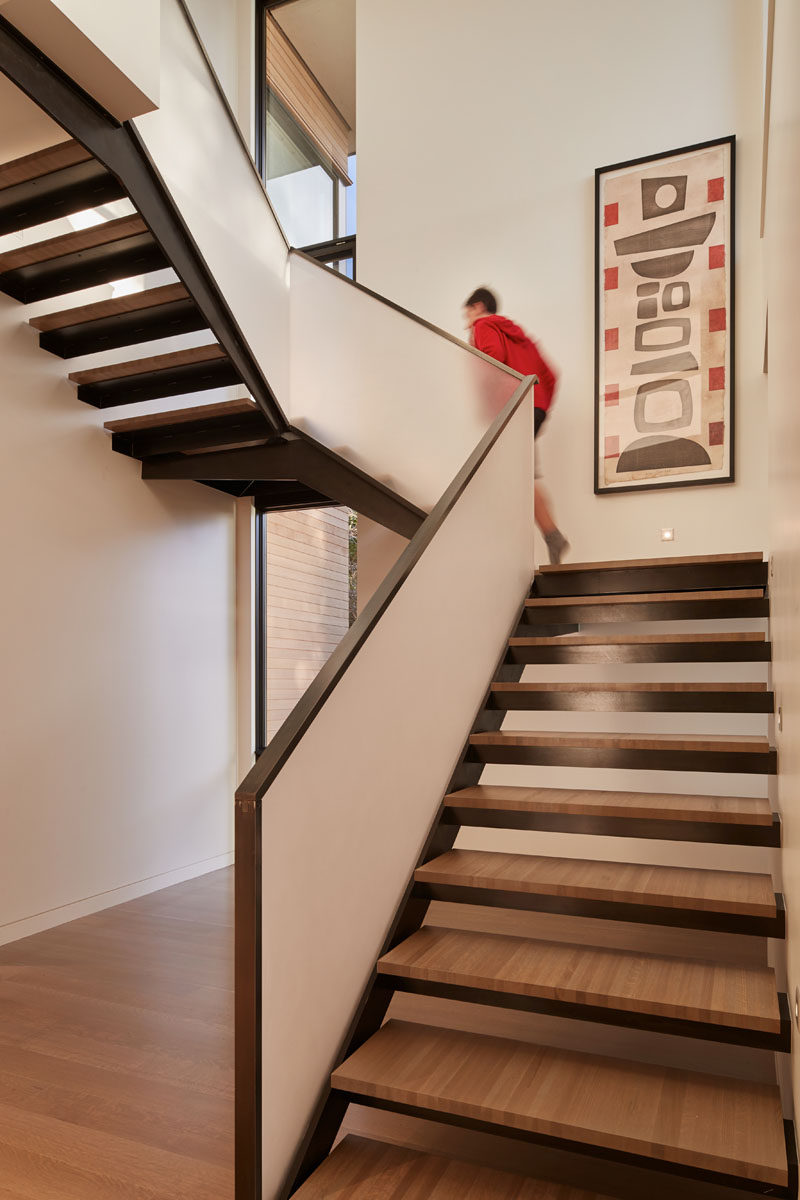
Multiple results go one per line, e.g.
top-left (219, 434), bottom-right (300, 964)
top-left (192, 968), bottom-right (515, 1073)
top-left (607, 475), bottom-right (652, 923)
top-left (413, 848), bottom-right (783, 935)
top-left (294, 1135), bottom-right (619, 1199)
top-left (331, 1021), bottom-right (789, 1192)
top-left (489, 681), bottom-right (774, 713)
top-left (378, 925), bottom-right (787, 1049)
top-left (522, 587), bottom-right (768, 624)
top-left (442, 784), bottom-right (779, 845)
top-left (0, 215), bottom-right (167, 302)
top-left (28, 282), bottom-right (206, 357)
top-left (507, 631), bottom-right (771, 664)
top-left (69, 344), bottom-right (240, 408)
top-left (105, 397), bottom-right (270, 457)
top-left (0, 144), bottom-right (125, 237)
top-left (468, 730), bottom-right (777, 773)
top-left (532, 552), bottom-right (766, 598)
top-left (0, 140), bottom-right (90, 189)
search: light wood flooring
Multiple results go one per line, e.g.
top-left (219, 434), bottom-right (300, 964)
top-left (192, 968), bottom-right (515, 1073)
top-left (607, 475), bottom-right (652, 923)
top-left (0, 868), bottom-right (234, 1199)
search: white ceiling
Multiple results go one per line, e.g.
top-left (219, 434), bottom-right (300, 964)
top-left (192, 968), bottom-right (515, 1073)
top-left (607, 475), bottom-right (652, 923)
top-left (274, 0), bottom-right (356, 140)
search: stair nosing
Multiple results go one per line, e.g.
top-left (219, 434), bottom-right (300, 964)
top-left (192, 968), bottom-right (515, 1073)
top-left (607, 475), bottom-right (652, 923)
top-left (0, 140), bottom-right (91, 190)
top-left (28, 283), bottom-right (191, 331)
top-left (378, 925), bottom-right (782, 1033)
top-left (469, 731), bottom-right (773, 753)
top-left (526, 587), bottom-right (765, 607)
top-left (0, 215), bottom-right (148, 271)
top-left (443, 784), bottom-right (773, 825)
top-left (332, 1020), bottom-right (787, 1186)
top-left (69, 343), bottom-right (227, 385)
top-left (537, 552), bottom-right (764, 574)
top-left (415, 849), bottom-right (777, 917)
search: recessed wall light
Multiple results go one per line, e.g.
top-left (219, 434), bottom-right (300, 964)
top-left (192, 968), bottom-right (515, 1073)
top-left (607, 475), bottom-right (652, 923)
top-left (660, 528), bottom-right (675, 542)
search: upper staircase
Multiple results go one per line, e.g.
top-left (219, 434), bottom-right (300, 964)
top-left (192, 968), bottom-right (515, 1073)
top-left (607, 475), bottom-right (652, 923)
top-left (0, 133), bottom-right (424, 533)
top-left (288, 551), bottom-right (793, 1200)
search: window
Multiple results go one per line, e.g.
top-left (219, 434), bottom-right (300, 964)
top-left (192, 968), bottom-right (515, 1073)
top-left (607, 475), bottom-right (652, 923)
top-left (257, 2), bottom-right (356, 273)
top-left (264, 92), bottom-right (338, 249)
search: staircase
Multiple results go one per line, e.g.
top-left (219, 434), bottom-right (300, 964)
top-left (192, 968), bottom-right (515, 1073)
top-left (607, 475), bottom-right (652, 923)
top-left (0, 137), bottom-right (423, 533)
top-left (0, 46), bottom-right (791, 1200)
top-left (291, 552), bottom-right (795, 1200)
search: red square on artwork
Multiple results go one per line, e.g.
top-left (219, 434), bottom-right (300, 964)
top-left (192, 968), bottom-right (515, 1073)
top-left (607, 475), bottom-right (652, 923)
top-left (604, 267), bottom-right (619, 290)
top-left (708, 177), bottom-right (725, 202)
top-left (604, 203), bottom-right (619, 227)
top-left (709, 421), bottom-right (725, 446)
top-left (709, 366), bottom-right (726, 391)
top-left (709, 244), bottom-right (725, 269)
top-left (604, 435), bottom-right (620, 459)
top-left (605, 384), bottom-right (620, 406)
top-left (709, 307), bottom-right (727, 332)
top-left (605, 327), bottom-right (619, 351)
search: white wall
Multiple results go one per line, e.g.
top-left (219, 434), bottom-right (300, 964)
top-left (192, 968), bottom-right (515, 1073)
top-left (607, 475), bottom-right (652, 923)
top-left (357, 0), bottom-right (768, 565)
top-left (0, 0), bottom-right (160, 121)
top-left (184, 0), bottom-right (255, 138)
top-left (0, 290), bottom-right (237, 946)
top-left (765, 0), bottom-right (800, 1117)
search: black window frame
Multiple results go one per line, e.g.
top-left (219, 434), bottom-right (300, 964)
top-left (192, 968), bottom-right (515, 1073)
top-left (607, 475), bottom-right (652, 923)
top-left (255, 0), bottom-right (354, 266)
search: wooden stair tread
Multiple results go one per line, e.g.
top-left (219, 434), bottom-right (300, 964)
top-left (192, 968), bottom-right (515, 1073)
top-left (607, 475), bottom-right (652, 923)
top-left (509, 632), bottom-right (765, 646)
top-left (445, 784), bottom-right (773, 825)
top-left (470, 731), bottom-right (771, 753)
top-left (69, 343), bottom-right (227, 384)
top-left (29, 283), bottom-right (191, 331)
top-left (0, 215), bottom-right (147, 270)
top-left (103, 398), bottom-right (261, 433)
top-left (414, 849), bottom-right (776, 916)
top-left (378, 926), bottom-right (781, 1033)
top-left (0, 140), bottom-right (90, 190)
top-left (294, 1135), bottom-right (619, 1198)
top-left (537, 552), bottom-right (764, 575)
top-left (491, 681), bottom-right (768, 693)
top-left (332, 1021), bottom-right (786, 1185)
top-left (526, 587), bottom-right (763, 607)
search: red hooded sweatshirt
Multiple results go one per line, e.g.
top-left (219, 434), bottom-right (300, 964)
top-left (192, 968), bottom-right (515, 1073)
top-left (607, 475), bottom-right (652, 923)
top-left (471, 315), bottom-right (557, 412)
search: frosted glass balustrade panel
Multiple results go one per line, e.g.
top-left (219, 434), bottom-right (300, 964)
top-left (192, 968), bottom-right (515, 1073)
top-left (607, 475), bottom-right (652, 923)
top-left (257, 396), bottom-right (536, 1196)
top-left (132, 0), bottom-right (291, 408)
top-left (289, 252), bottom-right (523, 511)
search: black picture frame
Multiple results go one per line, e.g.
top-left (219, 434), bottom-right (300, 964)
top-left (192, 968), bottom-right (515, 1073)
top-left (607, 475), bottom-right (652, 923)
top-left (594, 135), bottom-right (736, 495)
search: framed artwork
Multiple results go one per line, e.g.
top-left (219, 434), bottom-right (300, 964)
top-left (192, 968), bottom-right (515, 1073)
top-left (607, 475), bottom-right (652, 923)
top-left (595, 136), bottom-right (735, 494)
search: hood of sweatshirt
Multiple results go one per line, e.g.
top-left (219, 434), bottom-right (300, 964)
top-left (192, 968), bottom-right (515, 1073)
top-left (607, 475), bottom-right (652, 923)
top-left (474, 315), bottom-right (531, 344)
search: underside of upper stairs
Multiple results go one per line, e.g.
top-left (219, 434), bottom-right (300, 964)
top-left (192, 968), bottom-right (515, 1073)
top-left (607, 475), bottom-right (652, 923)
top-left (0, 12), bottom-right (431, 538)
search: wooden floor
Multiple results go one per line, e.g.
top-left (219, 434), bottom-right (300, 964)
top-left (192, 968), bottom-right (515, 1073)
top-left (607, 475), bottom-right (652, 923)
top-left (0, 868), bottom-right (234, 1199)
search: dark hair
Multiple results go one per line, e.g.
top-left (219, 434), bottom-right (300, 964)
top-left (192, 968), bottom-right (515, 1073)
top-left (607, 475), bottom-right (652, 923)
top-left (465, 287), bottom-right (498, 313)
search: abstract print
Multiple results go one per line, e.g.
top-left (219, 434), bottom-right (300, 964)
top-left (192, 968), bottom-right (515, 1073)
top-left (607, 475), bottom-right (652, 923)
top-left (596, 138), bottom-right (734, 493)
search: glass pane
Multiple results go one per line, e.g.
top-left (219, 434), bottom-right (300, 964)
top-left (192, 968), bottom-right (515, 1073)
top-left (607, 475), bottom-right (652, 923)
top-left (265, 92), bottom-right (335, 248)
top-left (345, 154), bottom-right (357, 236)
top-left (264, 506), bottom-right (351, 743)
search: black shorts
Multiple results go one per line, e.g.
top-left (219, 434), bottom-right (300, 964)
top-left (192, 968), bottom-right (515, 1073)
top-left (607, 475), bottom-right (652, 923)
top-left (534, 407), bottom-right (547, 436)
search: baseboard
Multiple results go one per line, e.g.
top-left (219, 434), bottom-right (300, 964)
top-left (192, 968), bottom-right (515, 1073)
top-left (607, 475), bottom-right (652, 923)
top-left (0, 850), bottom-right (234, 947)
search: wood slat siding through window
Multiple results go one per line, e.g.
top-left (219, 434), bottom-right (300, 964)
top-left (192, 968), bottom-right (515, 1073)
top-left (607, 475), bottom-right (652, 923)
top-left (266, 13), bottom-right (351, 182)
top-left (265, 508), bottom-right (350, 740)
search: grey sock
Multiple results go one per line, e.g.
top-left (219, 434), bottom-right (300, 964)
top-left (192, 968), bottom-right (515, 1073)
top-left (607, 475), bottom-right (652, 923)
top-left (544, 529), bottom-right (569, 565)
